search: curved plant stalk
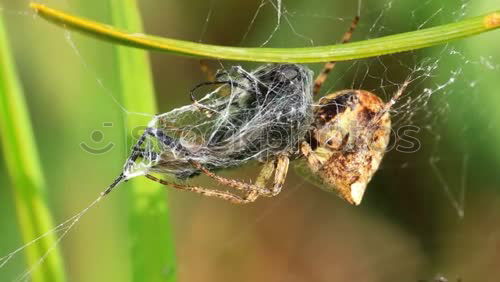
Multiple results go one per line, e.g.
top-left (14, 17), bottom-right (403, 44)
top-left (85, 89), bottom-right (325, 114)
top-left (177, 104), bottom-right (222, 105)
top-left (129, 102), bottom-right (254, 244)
top-left (107, 0), bottom-right (177, 281)
top-left (31, 3), bottom-right (499, 63)
top-left (0, 16), bottom-right (65, 282)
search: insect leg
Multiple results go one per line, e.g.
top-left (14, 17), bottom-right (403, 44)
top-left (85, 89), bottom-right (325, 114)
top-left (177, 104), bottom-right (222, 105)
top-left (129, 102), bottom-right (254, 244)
top-left (103, 130), bottom-right (160, 197)
top-left (146, 128), bottom-right (182, 150)
top-left (313, 16), bottom-right (360, 96)
top-left (124, 127), bottom-right (185, 172)
top-left (124, 129), bottom-right (152, 171)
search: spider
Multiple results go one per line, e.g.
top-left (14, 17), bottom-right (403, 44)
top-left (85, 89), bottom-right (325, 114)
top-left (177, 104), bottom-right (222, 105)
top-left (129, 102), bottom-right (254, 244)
top-left (106, 16), bottom-right (408, 205)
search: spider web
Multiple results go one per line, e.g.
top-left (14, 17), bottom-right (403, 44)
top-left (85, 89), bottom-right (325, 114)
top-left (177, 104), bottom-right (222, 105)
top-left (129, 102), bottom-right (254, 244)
top-left (0, 0), bottom-right (499, 281)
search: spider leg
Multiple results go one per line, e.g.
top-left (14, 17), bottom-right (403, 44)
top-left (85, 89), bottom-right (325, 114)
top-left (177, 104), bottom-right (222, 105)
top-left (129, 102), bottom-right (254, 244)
top-left (300, 141), bottom-right (323, 172)
top-left (381, 78), bottom-right (410, 115)
top-left (313, 16), bottom-right (360, 96)
top-left (145, 174), bottom-right (257, 204)
top-left (368, 78), bottom-right (411, 126)
top-left (189, 156), bottom-right (290, 199)
top-left (189, 160), bottom-right (269, 194)
top-left (245, 160), bottom-right (276, 202)
top-left (270, 155), bottom-right (290, 196)
top-left (255, 161), bottom-right (275, 187)
top-left (235, 155), bottom-right (290, 201)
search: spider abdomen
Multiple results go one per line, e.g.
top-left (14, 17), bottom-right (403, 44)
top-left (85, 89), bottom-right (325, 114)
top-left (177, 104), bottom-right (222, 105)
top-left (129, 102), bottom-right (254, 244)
top-left (306, 90), bottom-right (391, 205)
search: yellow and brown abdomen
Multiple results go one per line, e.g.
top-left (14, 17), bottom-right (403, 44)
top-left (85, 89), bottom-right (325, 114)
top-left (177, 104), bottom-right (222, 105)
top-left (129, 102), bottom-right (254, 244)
top-left (305, 90), bottom-right (391, 205)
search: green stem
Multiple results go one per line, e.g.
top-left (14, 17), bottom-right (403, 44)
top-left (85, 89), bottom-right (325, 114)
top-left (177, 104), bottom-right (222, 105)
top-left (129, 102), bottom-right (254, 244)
top-left (31, 3), bottom-right (499, 63)
top-left (107, 0), bottom-right (177, 281)
top-left (0, 15), bottom-right (65, 282)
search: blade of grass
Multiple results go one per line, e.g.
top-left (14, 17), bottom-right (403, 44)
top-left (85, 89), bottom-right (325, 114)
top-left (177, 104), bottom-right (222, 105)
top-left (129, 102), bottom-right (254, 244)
top-left (0, 15), bottom-right (65, 282)
top-left (31, 3), bottom-right (499, 63)
top-left (107, 0), bottom-right (177, 281)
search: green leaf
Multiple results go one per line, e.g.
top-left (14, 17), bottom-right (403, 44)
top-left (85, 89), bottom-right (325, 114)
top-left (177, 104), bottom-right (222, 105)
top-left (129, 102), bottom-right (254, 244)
top-left (0, 15), bottom-right (66, 282)
top-left (31, 3), bottom-right (499, 63)
top-left (107, 0), bottom-right (177, 281)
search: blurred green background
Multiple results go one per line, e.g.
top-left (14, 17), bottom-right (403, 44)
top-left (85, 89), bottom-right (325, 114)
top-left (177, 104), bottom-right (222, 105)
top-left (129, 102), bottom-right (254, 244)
top-left (0, 0), bottom-right (499, 281)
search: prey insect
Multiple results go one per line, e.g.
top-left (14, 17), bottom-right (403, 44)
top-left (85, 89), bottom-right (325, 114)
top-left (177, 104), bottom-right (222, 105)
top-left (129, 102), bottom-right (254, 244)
top-left (106, 16), bottom-right (408, 205)
top-left (105, 63), bottom-right (315, 201)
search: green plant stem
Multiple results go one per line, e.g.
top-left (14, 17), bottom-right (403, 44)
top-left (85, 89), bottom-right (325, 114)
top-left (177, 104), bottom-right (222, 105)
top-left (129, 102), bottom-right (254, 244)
top-left (0, 15), bottom-right (65, 282)
top-left (108, 0), bottom-right (176, 281)
top-left (31, 3), bottom-right (499, 63)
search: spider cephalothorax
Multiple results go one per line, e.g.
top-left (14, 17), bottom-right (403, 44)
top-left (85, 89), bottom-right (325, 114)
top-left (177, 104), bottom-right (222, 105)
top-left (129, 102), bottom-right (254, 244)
top-left (301, 90), bottom-right (391, 205)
